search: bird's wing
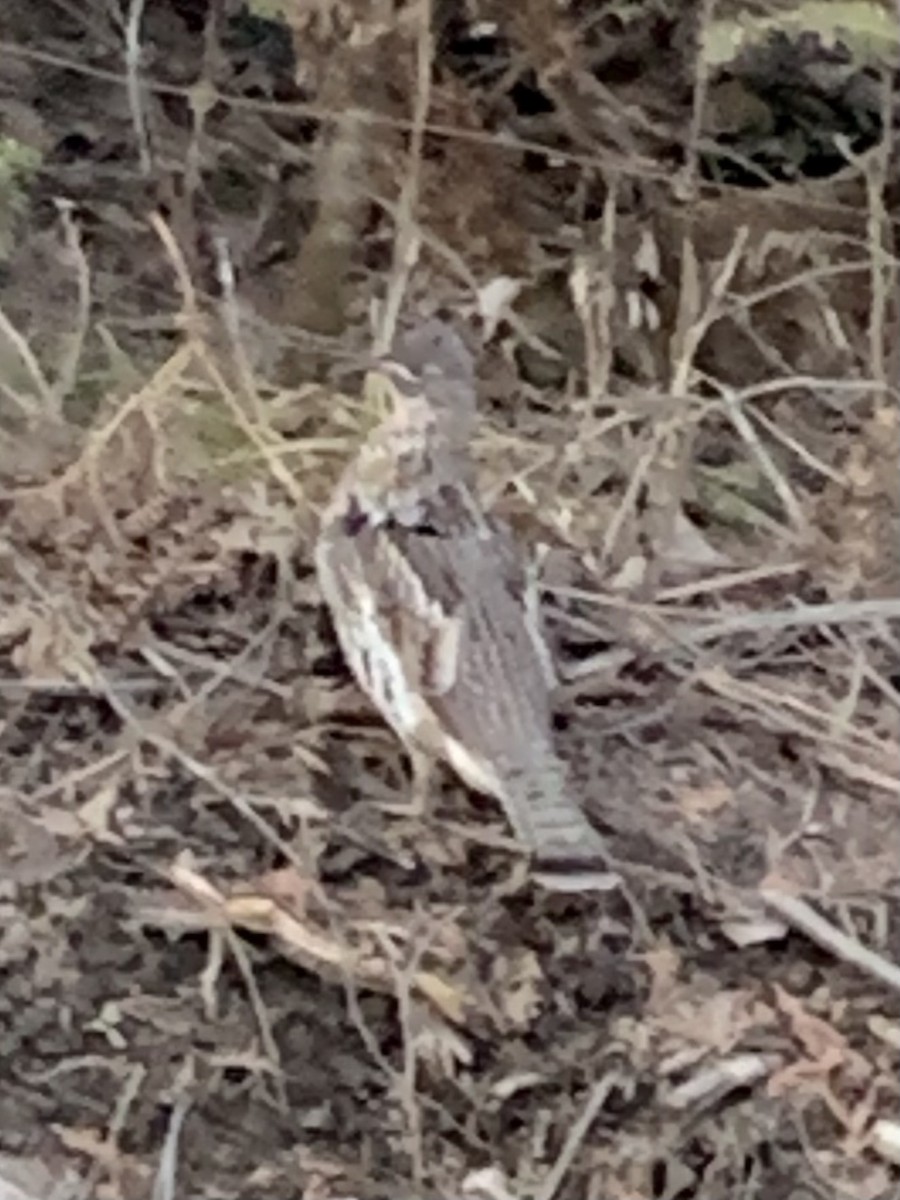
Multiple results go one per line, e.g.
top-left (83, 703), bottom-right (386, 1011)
top-left (381, 494), bottom-right (558, 755)
top-left (367, 524), bottom-right (466, 699)
top-left (388, 512), bottom-right (610, 866)
top-left (316, 484), bottom-right (469, 705)
top-left (319, 473), bottom-right (609, 867)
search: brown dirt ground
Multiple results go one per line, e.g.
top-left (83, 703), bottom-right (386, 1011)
top-left (1, 3), bottom-right (899, 1199)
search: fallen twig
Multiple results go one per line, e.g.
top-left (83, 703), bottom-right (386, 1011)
top-left (761, 889), bottom-right (900, 996)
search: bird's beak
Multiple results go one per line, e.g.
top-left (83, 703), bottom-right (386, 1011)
top-left (360, 351), bottom-right (388, 375)
top-left (361, 353), bottom-right (399, 390)
top-left (362, 359), bottom-right (403, 419)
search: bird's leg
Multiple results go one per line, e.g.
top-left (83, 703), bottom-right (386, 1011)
top-left (409, 745), bottom-right (436, 815)
top-left (522, 543), bottom-right (559, 691)
top-left (375, 744), bottom-right (435, 817)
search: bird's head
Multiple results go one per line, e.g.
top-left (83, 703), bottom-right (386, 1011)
top-left (366, 318), bottom-right (478, 429)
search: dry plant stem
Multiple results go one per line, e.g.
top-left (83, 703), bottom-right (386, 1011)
top-left (52, 0), bottom-right (121, 49)
top-left (857, 650), bottom-right (900, 717)
top-left (148, 212), bottom-right (201, 329)
top-left (830, 641), bottom-right (866, 732)
top-left (732, 375), bottom-right (891, 404)
top-left (534, 1073), bottom-right (623, 1200)
top-left (215, 236), bottom-right (269, 425)
top-left (183, 13), bottom-right (220, 225)
top-left (375, 0), bottom-right (433, 355)
top-left (744, 402), bottom-right (846, 486)
top-left (86, 439), bottom-right (126, 548)
top-left (685, 598), bottom-right (900, 644)
top-left (373, 927), bottom-right (431, 1189)
top-left (673, 225), bottom-right (750, 397)
top-left (761, 891), bottom-right (900, 996)
top-left (195, 343), bottom-right (305, 505)
top-left (714, 385), bottom-right (808, 534)
top-left (594, 182), bottom-right (617, 395)
top-left (5, 35), bottom-right (899, 226)
top-left (223, 926), bottom-right (288, 1113)
top-left (670, 0), bottom-right (721, 395)
top-left (601, 416), bottom-right (682, 564)
top-left (74, 1062), bottom-right (146, 1200)
top-left (655, 560), bottom-right (805, 602)
top-left (200, 930), bottom-right (225, 1021)
top-left (849, 71), bottom-right (894, 387)
top-left (0, 42), bottom-right (659, 187)
top-left (700, 664), bottom-right (891, 756)
top-left (725, 260), bottom-right (885, 324)
top-left (375, 189), bottom-right (480, 296)
top-left (27, 747), bottom-right (130, 805)
top-left (152, 211), bottom-right (304, 505)
top-left (0, 383), bottom-right (36, 421)
top-left (124, 0), bottom-right (151, 174)
top-left (548, 582), bottom-right (730, 618)
top-left (571, 180), bottom-right (617, 410)
top-left (816, 752), bottom-right (900, 797)
top-left (678, 0), bottom-right (715, 205)
top-left (0, 304), bottom-right (55, 414)
top-left (143, 625), bottom-right (292, 707)
top-left (151, 1094), bottom-right (191, 1200)
top-left (52, 201), bottom-right (93, 405)
top-left (8, 343), bottom-right (192, 514)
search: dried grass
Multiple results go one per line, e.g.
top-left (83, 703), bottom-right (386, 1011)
top-left (0, 2), bottom-right (898, 1198)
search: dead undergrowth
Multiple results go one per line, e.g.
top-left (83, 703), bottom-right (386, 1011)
top-left (0, 2), bottom-right (899, 1199)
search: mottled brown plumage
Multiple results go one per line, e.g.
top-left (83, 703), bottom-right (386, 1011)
top-left (315, 319), bottom-right (610, 879)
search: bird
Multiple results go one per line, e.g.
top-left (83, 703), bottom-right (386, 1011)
top-left (315, 317), bottom-right (613, 885)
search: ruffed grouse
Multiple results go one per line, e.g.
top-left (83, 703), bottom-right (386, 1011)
top-left (315, 318), bottom-right (611, 884)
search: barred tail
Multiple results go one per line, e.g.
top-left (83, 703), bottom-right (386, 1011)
top-left (499, 765), bottom-right (613, 876)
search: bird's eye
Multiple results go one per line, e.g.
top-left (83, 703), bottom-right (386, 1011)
top-left (384, 513), bottom-right (440, 537)
top-left (342, 496), bottom-right (369, 535)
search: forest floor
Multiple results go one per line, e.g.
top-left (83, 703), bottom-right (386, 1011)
top-left (0, 3), bottom-right (899, 1199)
